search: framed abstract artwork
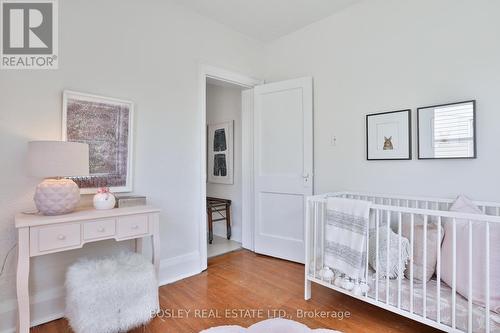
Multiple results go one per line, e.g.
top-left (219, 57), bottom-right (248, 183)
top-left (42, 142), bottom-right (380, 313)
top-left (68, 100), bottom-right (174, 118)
top-left (417, 100), bottom-right (476, 159)
top-left (207, 121), bottom-right (233, 184)
top-left (366, 109), bottom-right (411, 160)
top-left (62, 90), bottom-right (134, 193)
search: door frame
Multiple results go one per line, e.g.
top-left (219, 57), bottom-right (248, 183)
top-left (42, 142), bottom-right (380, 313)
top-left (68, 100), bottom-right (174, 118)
top-left (198, 64), bottom-right (263, 270)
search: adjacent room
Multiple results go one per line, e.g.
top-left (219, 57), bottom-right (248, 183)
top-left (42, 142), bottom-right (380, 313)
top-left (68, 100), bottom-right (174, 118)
top-left (205, 78), bottom-right (245, 258)
top-left (1, 1), bottom-right (499, 333)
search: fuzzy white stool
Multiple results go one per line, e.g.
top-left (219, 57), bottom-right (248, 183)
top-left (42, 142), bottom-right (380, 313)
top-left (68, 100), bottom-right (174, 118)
top-left (65, 252), bottom-right (158, 333)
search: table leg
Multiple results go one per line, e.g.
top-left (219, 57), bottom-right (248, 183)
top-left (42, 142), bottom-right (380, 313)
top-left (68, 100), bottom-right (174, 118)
top-left (207, 208), bottom-right (213, 244)
top-left (135, 238), bottom-right (144, 255)
top-left (151, 213), bottom-right (160, 279)
top-left (226, 203), bottom-right (231, 240)
top-left (17, 227), bottom-right (30, 333)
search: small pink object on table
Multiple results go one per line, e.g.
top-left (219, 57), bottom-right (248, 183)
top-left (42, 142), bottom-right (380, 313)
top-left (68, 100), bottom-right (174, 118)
top-left (93, 187), bottom-right (116, 210)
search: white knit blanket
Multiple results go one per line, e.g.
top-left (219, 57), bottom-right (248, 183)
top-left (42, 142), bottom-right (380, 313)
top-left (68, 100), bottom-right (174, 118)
top-left (324, 197), bottom-right (371, 281)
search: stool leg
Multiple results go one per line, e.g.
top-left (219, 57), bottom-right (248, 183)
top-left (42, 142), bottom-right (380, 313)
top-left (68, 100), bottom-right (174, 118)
top-left (208, 208), bottom-right (213, 244)
top-left (226, 203), bottom-right (231, 240)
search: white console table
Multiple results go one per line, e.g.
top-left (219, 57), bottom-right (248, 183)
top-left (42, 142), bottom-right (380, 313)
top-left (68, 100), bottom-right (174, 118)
top-left (15, 206), bottom-right (161, 333)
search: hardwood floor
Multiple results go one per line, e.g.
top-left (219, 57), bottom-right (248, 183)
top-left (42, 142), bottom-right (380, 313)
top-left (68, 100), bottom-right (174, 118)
top-left (32, 250), bottom-right (441, 333)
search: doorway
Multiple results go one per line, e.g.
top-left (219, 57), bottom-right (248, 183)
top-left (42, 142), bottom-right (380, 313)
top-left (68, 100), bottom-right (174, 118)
top-left (199, 65), bottom-right (262, 269)
top-left (198, 65), bottom-right (314, 269)
top-left (206, 78), bottom-right (245, 258)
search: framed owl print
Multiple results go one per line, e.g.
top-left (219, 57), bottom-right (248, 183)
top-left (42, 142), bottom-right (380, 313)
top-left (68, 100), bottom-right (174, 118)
top-left (366, 109), bottom-right (411, 160)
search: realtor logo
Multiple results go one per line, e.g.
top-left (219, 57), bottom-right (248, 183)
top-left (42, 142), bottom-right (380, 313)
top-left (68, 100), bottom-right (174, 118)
top-left (1, 0), bottom-right (58, 69)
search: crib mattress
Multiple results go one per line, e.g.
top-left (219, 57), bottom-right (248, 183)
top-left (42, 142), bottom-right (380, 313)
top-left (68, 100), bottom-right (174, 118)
top-left (366, 274), bottom-right (500, 332)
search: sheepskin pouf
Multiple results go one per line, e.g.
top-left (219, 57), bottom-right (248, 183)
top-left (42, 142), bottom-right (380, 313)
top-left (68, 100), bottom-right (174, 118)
top-left (199, 318), bottom-right (342, 333)
top-left (65, 252), bottom-right (158, 333)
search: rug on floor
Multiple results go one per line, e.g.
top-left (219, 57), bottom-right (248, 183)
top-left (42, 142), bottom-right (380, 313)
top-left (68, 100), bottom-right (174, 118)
top-left (199, 318), bottom-right (341, 333)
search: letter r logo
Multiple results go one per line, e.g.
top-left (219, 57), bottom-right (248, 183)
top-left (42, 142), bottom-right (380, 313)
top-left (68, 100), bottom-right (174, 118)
top-left (2, 2), bottom-right (53, 54)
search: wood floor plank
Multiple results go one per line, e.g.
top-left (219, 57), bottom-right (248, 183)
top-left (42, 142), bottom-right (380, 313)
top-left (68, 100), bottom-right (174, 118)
top-left (31, 250), bottom-right (441, 333)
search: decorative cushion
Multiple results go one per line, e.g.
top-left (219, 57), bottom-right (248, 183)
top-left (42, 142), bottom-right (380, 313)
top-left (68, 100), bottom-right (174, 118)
top-left (65, 252), bottom-right (158, 333)
top-left (402, 214), bottom-right (445, 282)
top-left (441, 195), bottom-right (500, 313)
top-left (369, 226), bottom-right (410, 278)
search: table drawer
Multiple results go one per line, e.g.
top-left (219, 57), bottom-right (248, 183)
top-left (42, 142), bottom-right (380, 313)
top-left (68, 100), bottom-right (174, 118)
top-left (83, 218), bottom-right (116, 240)
top-left (117, 214), bottom-right (148, 238)
top-left (35, 223), bottom-right (81, 253)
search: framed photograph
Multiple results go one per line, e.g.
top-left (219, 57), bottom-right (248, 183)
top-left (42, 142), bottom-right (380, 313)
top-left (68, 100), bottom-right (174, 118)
top-left (207, 121), bottom-right (233, 184)
top-left (62, 90), bottom-right (134, 193)
top-left (366, 109), bottom-right (411, 160)
top-left (417, 100), bottom-right (476, 159)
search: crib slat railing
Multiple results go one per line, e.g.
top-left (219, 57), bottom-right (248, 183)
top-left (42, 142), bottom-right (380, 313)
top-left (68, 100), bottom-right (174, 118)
top-left (452, 218), bottom-right (457, 329)
top-left (340, 191), bottom-right (500, 213)
top-left (436, 216), bottom-right (442, 324)
top-left (375, 209), bottom-right (380, 302)
top-left (468, 220), bottom-right (473, 333)
top-left (386, 211), bottom-right (390, 304)
top-left (307, 193), bottom-right (500, 333)
top-left (423, 215), bottom-right (428, 319)
top-left (305, 199), bottom-right (311, 299)
top-left (397, 212), bottom-right (402, 309)
top-left (313, 201), bottom-right (318, 280)
top-left (486, 222), bottom-right (490, 333)
top-left (410, 213), bottom-right (414, 314)
top-left (365, 208), bottom-right (369, 296)
top-left (321, 201), bottom-right (326, 281)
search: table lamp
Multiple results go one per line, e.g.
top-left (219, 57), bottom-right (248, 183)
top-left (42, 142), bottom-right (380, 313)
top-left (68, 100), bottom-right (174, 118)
top-left (28, 141), bottom-right (90, 215)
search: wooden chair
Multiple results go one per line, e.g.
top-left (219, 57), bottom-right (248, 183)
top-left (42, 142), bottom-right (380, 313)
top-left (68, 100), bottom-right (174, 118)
top-left (206, 197), bottom-right (231, 244)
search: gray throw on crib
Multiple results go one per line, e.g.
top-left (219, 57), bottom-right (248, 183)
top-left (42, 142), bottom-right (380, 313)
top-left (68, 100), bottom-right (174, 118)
top-left (324, 197), bottom-right (371, 281)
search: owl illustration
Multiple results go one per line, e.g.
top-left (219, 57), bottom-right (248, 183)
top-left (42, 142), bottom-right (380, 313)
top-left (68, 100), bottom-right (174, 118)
top-left (383, 136), bottom-right (394, 150)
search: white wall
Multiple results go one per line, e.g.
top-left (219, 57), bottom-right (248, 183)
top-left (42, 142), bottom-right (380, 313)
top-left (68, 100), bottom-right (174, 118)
top-left (0, 0), bottom-right (263, 331)
top-left (206, 83), bottom-right (243, 242)
top-left (264, 0), bottom-right (500, 202)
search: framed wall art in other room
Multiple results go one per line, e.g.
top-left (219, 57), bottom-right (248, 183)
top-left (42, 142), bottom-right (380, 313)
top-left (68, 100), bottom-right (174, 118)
top-left (62, 90), bottom-right (134, 193)
top-left (366, 109), bottom-right (411, 160)
top-left (207, 121), bottom-right (234, 184)
top-left (417, 100), bottom-right (476, 159)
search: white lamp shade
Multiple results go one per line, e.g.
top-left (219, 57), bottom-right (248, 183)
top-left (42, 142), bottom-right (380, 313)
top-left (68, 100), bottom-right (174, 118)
top-left (28, 141), bottom-right (90, 178)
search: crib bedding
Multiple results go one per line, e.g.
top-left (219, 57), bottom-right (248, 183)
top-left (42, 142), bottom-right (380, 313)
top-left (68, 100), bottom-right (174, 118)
top-left (366, 273), bottom-right (500, 332)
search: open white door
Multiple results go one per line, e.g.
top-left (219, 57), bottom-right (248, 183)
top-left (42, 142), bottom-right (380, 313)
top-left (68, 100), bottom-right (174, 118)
top-left (253, 77), bottom-right (313, 263)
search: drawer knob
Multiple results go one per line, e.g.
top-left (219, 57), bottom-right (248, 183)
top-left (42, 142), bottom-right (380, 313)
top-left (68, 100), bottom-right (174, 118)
top-left (57, 234), bottom-right (66, 240)
top-left (97, 227), bottom-right (105, 232)
top-left (131, 224), bottom-right (139, 230)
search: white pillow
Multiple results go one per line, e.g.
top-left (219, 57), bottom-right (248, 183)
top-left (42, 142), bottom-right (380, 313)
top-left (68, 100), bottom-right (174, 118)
top-left (402, 214), bottom-right (444, 282)
top-left (441, 195), bottom-right (500, 313)
top-left (369, 226), bottom-right (410, 278)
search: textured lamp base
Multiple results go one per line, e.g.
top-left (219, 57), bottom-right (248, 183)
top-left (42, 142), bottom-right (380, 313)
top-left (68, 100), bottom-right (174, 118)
top-left (34, 178), bottom-right (81, 215)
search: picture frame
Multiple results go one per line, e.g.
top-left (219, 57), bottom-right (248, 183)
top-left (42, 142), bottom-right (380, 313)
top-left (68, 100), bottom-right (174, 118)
top-left (366, 109), bottom-right (412, 160)
top-left (62, 90), bottom-right (134, 194)
top-left (207, 121), bottom-right (234, 184)
top-left (417, 100), bottom-right (476, 160)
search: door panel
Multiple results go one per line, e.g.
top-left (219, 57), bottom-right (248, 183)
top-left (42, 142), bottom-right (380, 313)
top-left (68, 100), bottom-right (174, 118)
top-left (253, 77), bottom-right (313, 263)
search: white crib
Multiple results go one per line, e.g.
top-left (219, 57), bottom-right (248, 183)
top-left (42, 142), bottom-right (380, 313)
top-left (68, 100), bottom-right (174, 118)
top-left (305, 192), bottom-right (500, 333)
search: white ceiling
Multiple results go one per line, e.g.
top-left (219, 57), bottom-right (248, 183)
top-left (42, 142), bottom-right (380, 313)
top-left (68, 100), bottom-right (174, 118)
top-left (173, 0), bottom-right (361, 42)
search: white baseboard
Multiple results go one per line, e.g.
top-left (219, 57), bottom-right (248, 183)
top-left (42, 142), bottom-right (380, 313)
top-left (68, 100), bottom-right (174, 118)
top-left (158, 251), bottom-right (202, 286)
top-left (0, 286), bottom-right (66, 333)
top-left (0, 251), bottom-right (203, 333)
